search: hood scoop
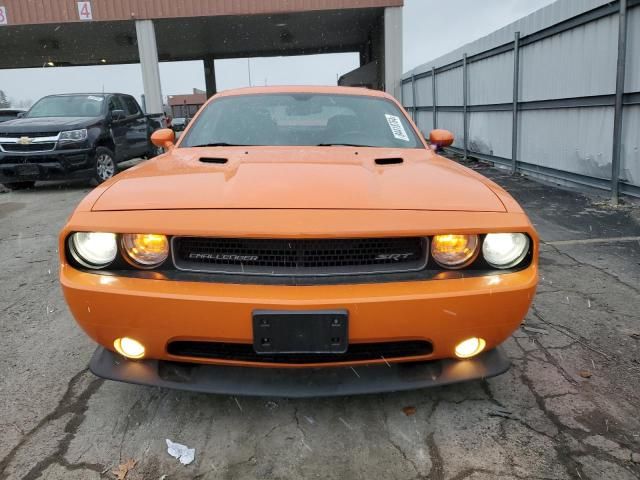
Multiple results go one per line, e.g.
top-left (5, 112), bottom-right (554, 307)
top-left (200, 157), bottom-right (228, 164)
top-left (375, 157), bottom-right (403, 165)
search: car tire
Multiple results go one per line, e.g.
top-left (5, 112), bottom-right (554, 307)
top-left (2, 181), bottom-right (35, 190)
top-left (91, 147), bottom-right (117, 185)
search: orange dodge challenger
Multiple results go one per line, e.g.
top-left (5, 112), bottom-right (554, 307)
top-left (60, 86), bottom-right (538, 397)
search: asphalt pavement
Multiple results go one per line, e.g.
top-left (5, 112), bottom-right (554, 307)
top-left (1, 158), bottom-right (639, 480)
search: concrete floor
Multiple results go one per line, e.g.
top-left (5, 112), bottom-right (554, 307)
top-left (1, 160), bottom-right (639, 480)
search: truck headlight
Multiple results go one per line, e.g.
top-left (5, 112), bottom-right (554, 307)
top-left (70, 232), bottom-right (117, 268)
top-left (59, 129), bottom-right (88, 143)
top-left (482, 233), bottom-right (530, 269)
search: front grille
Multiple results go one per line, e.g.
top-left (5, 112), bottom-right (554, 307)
top-left (172, 237), bottom-right (427, 276)
top-left (167, 340), bottom-right (433, 364)
top-left (1, 143), bottom-right (56, 152)
top-left (0, 131), bottom-right (59, 138)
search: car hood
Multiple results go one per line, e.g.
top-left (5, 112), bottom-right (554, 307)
top-left (91, 146), bottom-right (506, 212)
top-left (0, 116), bottom-right (100, 132)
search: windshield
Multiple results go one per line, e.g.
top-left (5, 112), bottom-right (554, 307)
top-left (180, 94), bottom-right (422, 148)
top-left (26, 95), bottom-right (105, 118)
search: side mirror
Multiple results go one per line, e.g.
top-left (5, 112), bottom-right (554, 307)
top-left (111, 109), bottom-right (126, 121)
top-left (151, 128), bottom-right (176, 149)
top-left (429, 129), bottom-right (454, 148)
top-left (17, 112), bottom-right (26, 118)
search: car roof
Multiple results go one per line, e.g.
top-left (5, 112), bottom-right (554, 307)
top-left (214, 85), bottom-right (394, 100)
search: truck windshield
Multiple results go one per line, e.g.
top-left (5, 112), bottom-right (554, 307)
top-left (180, 93), bottom-right (423, 149)
top-left (27, 95), bottom-right (105, 118)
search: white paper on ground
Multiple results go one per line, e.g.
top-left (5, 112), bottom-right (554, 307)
top-left (166, 438), bottom-right (196, 465)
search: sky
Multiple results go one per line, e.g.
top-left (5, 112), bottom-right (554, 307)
top-left (1, 0), bottom-right (557, 107)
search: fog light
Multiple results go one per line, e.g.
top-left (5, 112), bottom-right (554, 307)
top-left (454, 337), bottom-right (486, 358)
top-left (113, 337), bottom-right (145, 359)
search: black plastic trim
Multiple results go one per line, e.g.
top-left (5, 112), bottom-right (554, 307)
top-left (89, 346), bottom-right (511, 397)
top-left (167, 339), bottom-right (433, 364)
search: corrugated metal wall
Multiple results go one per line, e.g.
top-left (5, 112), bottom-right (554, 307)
top-left (401, 0), bottom-right (640, 199)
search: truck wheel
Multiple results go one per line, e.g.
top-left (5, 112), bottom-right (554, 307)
top-left (92, 147), bottom-right (116, 185)
top-left (2, 181), bottom-right (35, 190)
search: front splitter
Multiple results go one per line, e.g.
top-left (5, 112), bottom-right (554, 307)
top-left (89, 347), bottom-right (510, 398)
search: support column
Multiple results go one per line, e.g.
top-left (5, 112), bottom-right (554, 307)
top-left (383, 7), bottom-right (403, 98)
top-left (431, 66), bottom-right (437, 129)
top-left (204, 56), bottom-right (217, 98)
top-left (462, 53), bottom-right (468, 161)
top-left (135, 19), bottom-right (163, 115)
top-left (411, 75), bottom-right (416, 121)
top-left (611, 0), bottom-right (628, 204)
top-left (511, 32), bottom-right (521, 175)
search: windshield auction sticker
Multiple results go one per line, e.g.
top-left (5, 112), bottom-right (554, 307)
top-left (385, 114), bottom-right (410, 141)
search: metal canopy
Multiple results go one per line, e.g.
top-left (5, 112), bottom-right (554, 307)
top-left (0, 8), bottom-right (381, 69)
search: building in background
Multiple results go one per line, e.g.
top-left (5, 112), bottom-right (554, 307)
top-left (168, 89), bottom-right (207, 119)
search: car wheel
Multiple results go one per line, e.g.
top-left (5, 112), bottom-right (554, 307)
top-left (2, 181), bottom-right (35, 190)
top-left (92, 147), bottom-right (116, 185)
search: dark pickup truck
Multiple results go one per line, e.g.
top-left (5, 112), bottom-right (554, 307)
top-left (0, 93), bottom-right (163, 189)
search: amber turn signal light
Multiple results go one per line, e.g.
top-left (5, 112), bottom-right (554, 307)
top-left (431, 234), bottom-right (479, 268)
top-left (122, 233), bottom-right (169, 267)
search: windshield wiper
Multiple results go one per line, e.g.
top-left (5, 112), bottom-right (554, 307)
top-left (316, 143), bottom-right (372, 147)
top-left (189, 142), bottom-right (250, 147)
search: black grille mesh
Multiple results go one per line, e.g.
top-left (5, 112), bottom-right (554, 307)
top-left (1, 143), bottom-right (56, 152)
top-left (167, 340), bottom-right (433, 364)
top-left (0, 131), bottom-right (58, 138)
top-left (173, 237), bottom-right (426, 275)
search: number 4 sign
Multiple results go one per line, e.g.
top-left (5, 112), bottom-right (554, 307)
top-left (77, 1), bottom-right (93, 21)
top-left (0, 6), bottom-right (8, 25)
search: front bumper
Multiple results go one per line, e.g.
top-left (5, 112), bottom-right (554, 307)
top-left (0, 147), bottom-right (94, 182)
top-left (90, 345), bottom-right (511, 397)
top-left (61, 263), bottom-right (537, 368)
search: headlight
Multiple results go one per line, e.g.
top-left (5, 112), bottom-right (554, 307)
top-left (122, 233), bottom-right (169, 267)
top-left (482, 233), bottom-right (530, 269)
top-left (70, 232), bottom-right (117, 268)
top-left (59, 129), bottom-right (88, 143)
top-left (431, 234), bottom-right (479, 268)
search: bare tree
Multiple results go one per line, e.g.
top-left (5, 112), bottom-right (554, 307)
top-left (0, 90), bottom-right (10, 108)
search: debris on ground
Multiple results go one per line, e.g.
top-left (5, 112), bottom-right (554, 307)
top-left (488, 408), bottom-right (514, 419)
top-left (166, 439), bottom-right (196, 465)
top-left (522, 326), bottom-right (548, 335)
top-left (265, 400), bottom-right (278, 410)
top-left (402, 406), bottom-right (417, 416)
top-left (112, 459), bottom-right (136, 480)
top-left (579, 370), bottom-right (592, 379)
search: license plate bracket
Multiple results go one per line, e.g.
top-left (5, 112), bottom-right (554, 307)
top-left (252, 310), bottom-right (348, 354)
top-left (15, 163), bottom-right (40, 177)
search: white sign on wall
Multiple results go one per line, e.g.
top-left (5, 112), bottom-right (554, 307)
top-left (0, 6), bottom-right (8, 25)
top-left (77, 1), bottom-right (93, 21)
